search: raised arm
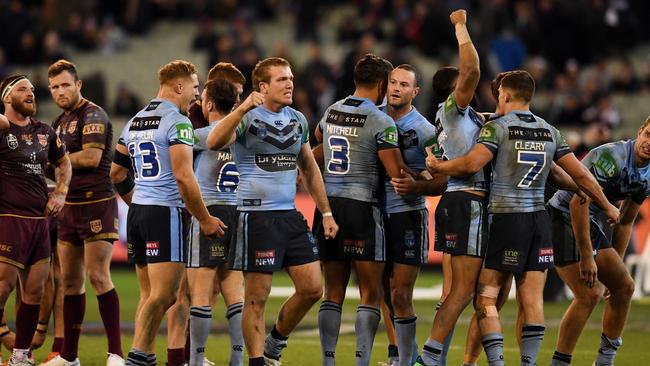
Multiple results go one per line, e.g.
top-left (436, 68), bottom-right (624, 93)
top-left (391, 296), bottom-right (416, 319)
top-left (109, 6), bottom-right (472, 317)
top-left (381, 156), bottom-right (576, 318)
top-left (298, 143), bottom-right (338, 239)
top-left (555, 153), bottom-right (619, 223)
top-left (206, 91), bottom-right (264, 150)
top-left (450, 9), bottom-right (480, 108)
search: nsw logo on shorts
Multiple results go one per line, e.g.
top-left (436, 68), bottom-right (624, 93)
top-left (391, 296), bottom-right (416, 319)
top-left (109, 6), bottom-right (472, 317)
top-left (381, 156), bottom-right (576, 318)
top-left (538, 248), bottom-right (554, 263)
top-left (255, 250), bottom-right (276, 266)
top-left (146, 241), bottom-right (160, 257)
top-left (343, 239), bottom-right (365, 255)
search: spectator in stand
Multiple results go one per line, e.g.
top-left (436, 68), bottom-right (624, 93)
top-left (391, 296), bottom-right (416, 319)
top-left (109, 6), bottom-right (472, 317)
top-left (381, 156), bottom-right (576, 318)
top-left (114, 82), bottom-right (141, 117)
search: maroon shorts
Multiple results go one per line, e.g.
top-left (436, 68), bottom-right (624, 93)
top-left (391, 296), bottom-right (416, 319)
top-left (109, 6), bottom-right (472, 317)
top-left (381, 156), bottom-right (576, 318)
top-left (58, 197), bottom-right (119, 246)
top-left (0, 215), bottom-right (51, 268)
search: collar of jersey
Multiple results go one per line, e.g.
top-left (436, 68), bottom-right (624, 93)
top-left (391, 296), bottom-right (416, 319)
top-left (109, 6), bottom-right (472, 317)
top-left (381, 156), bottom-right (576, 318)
top-left (151, 98), bottom-right (180, 113)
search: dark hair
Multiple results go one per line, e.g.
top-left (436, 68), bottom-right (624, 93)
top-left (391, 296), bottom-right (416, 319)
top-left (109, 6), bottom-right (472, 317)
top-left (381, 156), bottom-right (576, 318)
top-left (353, 53), bottom-right (393, 88)
top-left (394, 64), bottom-right (420, 87)
top-left (48, 59), bottom-right (79, 80)
top-left (204, 78), bottom-right (237, 114)
top-left (207, 62), bottom-right (246, 85)
top-left (500, 70), bottom-right (535, 103)
top-left (491, 72), bottom-right (508, 100)
top-left (158, 60), bottom-right (197, 85)
top-left (252, 57), bottom-right (290, 91)
top-left (432, 66), bottom-right (459, 105)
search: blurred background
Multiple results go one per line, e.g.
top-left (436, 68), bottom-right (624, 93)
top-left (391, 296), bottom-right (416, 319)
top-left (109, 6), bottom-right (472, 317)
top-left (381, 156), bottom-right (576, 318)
top-left (3, 0), bottom-right (650, 295)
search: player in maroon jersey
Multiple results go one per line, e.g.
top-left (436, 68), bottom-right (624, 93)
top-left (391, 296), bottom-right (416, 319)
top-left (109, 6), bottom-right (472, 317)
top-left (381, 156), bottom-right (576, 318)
top-left (0, 74), bottom-right (71, 366)
top-left (41, 60), bottom-right (123, 366)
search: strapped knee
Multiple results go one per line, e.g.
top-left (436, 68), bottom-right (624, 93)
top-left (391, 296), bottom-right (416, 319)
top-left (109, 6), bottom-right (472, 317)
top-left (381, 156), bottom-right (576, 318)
top-left (476, 305), bottom-right (499, 320)
top-left (478, 285), bottom-right (500, 299)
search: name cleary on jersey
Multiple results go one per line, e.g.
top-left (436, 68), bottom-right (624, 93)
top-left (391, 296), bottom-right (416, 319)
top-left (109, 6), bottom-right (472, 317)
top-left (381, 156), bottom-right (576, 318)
top-left (515, 141), bottom-right (546, 151)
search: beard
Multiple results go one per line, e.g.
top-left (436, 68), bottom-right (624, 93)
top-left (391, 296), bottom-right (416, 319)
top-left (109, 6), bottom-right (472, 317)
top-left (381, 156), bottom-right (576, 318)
top-left (12, 97), bottom-right (36, 117)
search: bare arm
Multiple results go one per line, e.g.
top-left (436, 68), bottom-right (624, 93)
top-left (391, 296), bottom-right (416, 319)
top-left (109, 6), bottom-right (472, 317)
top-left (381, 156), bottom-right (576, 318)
top-left (611, 198), bottom-right (641, 257)
top-left (68, 147), bottom-right (103, 169)
top-left (391, 169), bottom-right (448, 196)
top-left (555, 152), bottom-right (619, 222)
top-left (45, 154), bottom-right (72, 216)
top-left (547, 162), bottom-right (579, 192)
top-left (206, 91), bottom-right (264, 150)
top-left (569, 194), bottom-right (598, 288)
top-left (298, 143), bottom-right (338, 239)
top-left (378, 148), bottom-right (415, 179)
top-left (110, 143), bottom-right (134, 205)
top-left (425, 144), bottom-right (493, 177)
top-left (450, 9), bottom-right (480, 108)
top-left (312, 143), bottom-right (324, 167)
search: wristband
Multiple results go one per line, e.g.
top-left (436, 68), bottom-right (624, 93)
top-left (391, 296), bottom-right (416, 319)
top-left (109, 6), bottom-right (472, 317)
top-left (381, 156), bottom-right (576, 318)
top-left (322, 211), bottom-right (333, 217)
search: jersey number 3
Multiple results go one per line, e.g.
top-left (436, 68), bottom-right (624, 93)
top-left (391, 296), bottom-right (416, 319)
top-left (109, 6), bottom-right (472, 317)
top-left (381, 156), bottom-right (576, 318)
top-left (517, 151), bottom-right (546, 187)
top-left (128, 141), bottom-right (160, 180)
top-left (327, 136), bottom-right (350, 174)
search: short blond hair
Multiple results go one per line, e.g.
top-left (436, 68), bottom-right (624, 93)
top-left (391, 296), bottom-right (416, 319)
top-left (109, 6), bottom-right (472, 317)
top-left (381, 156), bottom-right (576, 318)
top-left (251, 57), bottom-right (290, 92)
top-left (158, 60), bottom-right (197, 85)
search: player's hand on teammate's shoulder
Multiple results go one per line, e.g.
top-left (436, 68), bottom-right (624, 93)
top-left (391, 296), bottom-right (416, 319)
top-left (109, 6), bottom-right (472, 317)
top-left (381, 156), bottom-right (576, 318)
top-left (45, 190), bottom-right (66, 217)
top-left (425, 146), bottom-right (441, 173)
top-left (240, 91), bottom-right (265, 112)
top-left (200, 215), bottom-right (228, 238)
top-left (391, 169), bottom-right (417, 196)
top-left (322, 215), bottom-right (339, 240)
top-left (450, 9), bottom-right (467, 25)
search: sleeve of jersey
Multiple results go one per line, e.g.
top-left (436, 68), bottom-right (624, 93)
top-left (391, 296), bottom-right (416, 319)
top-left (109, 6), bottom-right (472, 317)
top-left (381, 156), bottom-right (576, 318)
top-left (299, 112), bottom-right (310, 144)
top-left (420, 123), bottom-right (442, 159)
top-left (168, 117), bottom-right (195, 146)
top-left (375, 114), bottom-right (398, 150)
top-left (192, 127), bottom-right (209, 151)
top-left (583, 147), bottom-right (616, 186)
top-left (48, 128), bottom-right (67, 164)
top-left (234, 114), bottom-right (250, 143)
top-left (443, 93), bottom-right (467, 121)
top-left (476, 121), bottom-right (500, 155)
top-left (552, 128), bottom-right (572, 162)
top-left (80, 106), bottom-right (110, 150)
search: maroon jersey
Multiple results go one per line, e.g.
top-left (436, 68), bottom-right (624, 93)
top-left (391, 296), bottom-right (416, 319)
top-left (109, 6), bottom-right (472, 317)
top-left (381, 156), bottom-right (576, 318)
top-left (189, 101), bottom-right (208, 129)
top-left (0, 118), bottom-right (66, 217)
top-left (52, 99), bottom-right (114, 202)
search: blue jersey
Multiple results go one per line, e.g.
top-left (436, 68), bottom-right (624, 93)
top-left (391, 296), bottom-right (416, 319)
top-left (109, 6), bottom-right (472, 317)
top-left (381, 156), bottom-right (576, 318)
top-left (380, 106), bottom-right (437, 213)
top-left (118, 99), bottom-right (195, 207)
top-left (193, 122), bottom-right (238, 206)
top-left (319, 96), bottom-right (398, 203)
top-left (477, 110), bottom-right (570, 213)
top-left (434, 94), bottom-right (489, 192)
top-left (549, 140), bottom-right (650, 215)
top-left (231, 105), bottom-right (309, 211)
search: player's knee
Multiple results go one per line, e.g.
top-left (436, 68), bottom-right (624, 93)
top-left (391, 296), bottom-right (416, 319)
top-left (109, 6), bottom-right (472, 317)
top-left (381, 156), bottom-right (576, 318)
top-left (575, 287), bottom-right (600, 308)
top-left (476, 285), bottom-right (499, 306)
top-left (298, 284), bottom-right (323, 304)
top-left (87, 268), bottom-right (112, 291)
top-left (245, 293), bottom-right (268, 310)
top-left (475, 304), bottom-right (499, 321)
top-left (612, 277), bottom-right (635, 301)
top-left (0, 281), bottom-right (15, 302)
top-left (149, 292), bottom-right (176, 311)
top-left (391, 286), bottom-right (413, 310)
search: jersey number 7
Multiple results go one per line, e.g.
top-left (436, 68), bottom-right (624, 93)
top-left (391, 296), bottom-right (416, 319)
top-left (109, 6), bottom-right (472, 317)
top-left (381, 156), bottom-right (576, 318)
top-left (517, 150), bottom-right (546, 188)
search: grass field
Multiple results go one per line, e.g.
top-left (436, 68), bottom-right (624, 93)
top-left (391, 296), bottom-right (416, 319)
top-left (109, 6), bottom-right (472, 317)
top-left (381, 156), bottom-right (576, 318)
top-left (3, 269), bottom-right (650, 365)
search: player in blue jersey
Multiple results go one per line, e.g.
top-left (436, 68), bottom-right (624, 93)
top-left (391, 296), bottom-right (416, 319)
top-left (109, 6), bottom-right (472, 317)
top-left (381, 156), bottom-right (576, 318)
top-left (412, 10), bottom-right (485, 366)
top-left (314, 54), bottom-right (418, 366)
top-left (165, 62), bottom-right (248, 366)
top-left (547, 119), bottom-right (650, 366)
top-left (425, 70), bottom-right (619, 366)
top-left (110, 60), bottom-right (227, 366)
top-left (185, 77), bottom-right (244, 366)
top-left (206, 57), bottom-right (338, 366)
top-left (378, 64), bottom-right (446, 366)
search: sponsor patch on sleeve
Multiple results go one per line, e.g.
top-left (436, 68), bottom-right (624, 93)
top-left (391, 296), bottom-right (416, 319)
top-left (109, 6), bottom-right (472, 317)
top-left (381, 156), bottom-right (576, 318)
top-left (82, 123), bottom-right (105, 135)
top-left (175, 122), bottom-right (194, 145)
